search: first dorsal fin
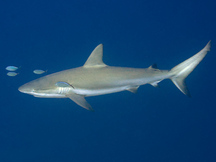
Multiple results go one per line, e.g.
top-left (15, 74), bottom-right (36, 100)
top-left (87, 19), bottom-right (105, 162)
top-left (83, 44), bottom-right (107, 68)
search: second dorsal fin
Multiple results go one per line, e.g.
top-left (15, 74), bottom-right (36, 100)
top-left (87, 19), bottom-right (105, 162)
top-left (148, 63), bottom-right (158, 69)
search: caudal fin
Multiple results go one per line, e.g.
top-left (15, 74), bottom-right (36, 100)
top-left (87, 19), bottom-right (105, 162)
top-left (169, 41), bottom-right (211, 97)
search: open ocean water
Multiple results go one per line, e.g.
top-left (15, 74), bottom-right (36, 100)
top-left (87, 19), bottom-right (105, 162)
top-left (0, 0), bottom-right (216, 162)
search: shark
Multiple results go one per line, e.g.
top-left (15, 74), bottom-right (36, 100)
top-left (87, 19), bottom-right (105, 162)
top-left (18, 41), bottom-right (211, 111)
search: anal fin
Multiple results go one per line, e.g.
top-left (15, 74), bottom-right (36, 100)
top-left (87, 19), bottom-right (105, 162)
top-left (150, 82), bottom-right (159, 87)
top-left (150, 80), bottom-right (161, 87)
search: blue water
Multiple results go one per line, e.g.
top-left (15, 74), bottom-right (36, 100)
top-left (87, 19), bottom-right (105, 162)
top-left (1, 0), bottom-right (216, 161)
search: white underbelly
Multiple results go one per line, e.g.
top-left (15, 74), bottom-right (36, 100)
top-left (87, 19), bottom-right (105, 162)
top-left (33, 93), bottom-right (66, 98)
top-left (73, 86), bottom-right (127, 97)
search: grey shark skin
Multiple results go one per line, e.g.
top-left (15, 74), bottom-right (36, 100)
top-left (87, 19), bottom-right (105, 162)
top-left (19, 41), bottom-right (211, 111)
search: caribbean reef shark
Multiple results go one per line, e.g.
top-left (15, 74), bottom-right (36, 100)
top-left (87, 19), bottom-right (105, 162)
top-left (18, 41), bottom-right (211, 111)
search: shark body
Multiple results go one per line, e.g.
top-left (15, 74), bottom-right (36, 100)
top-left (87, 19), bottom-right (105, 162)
top-left (19, 42), bottom-right (211, 111)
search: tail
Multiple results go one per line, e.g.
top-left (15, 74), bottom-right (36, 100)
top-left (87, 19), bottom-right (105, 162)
top-left (169, 41), bottom-right (211, 97)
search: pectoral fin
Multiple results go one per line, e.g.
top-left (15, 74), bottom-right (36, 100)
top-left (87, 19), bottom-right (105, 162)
top-left (66, 93), bottom-right (94, 111)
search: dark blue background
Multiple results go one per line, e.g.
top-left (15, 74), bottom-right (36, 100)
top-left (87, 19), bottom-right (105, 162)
top-left (0, 0), bottom-right (216, 161)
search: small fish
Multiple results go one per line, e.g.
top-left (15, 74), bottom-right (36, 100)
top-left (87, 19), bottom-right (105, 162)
top-left (33, 69), bottom-right (47, 74)
top-left (7, 72), bottom-right (18, 76)
top-left (6, 66), bottom-right (19, 71)
top-left (55, 81), bottom-right (74, 88)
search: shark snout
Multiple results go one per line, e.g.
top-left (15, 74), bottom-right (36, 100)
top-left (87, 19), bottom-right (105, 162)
top-left (18, 85), bottom-right (26, 93)
top-left (18, 84), bottom-right (33, 94)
